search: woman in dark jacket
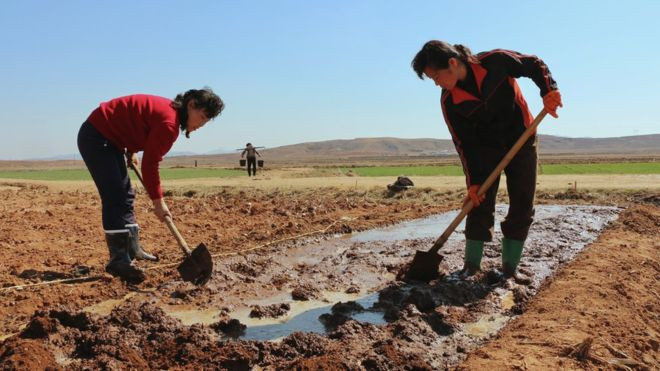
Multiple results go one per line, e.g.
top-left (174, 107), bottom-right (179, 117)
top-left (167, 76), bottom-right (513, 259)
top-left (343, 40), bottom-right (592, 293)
top-left (77, 88), bottom-right (224, 283)
top-left (412, 41), bottom-right (562, 278)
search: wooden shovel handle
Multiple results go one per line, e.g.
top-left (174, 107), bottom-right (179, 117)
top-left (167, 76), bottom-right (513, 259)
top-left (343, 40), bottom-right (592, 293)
top-left (428, 109), bottom-right (548, 255)
top-left (128, 161), bottom-right (192, 257)
top-left (163, 216), bottom-right (192, 256)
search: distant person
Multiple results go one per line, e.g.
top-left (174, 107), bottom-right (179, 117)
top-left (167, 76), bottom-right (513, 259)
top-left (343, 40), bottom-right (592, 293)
top-left (77, 89), bottom-right (225, 283)
top-left (411, 41), bottom-right (562, 278)
top-left (241, 143), bottom-right (261, 176)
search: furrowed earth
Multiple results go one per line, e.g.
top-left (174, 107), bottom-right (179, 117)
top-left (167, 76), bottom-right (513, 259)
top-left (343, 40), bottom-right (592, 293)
top-left (0, 180), bottom-right (658, 370)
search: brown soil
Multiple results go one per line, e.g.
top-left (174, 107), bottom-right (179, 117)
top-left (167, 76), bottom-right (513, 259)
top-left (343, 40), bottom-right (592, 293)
top-left (459, 204), bottom-right (659, 370)
top-left (0, 183), bottom-right (458, 336)
top-left (0, 181), bottom-right (658, 369)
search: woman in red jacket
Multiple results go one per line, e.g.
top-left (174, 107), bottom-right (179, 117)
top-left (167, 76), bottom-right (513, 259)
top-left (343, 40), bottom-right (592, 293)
top-left (77, 88), bottom-right (224, 283)
top-left (412, 41), bottom-right (562, 279)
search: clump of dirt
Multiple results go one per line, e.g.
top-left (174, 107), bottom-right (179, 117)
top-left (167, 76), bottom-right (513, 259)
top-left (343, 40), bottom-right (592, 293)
top-left (345, 285), bottom-right (360, 294)
top-left (319, 301), bottom-right (364, 330)
top-left (509, 286), bottom-right (532, 315)
top-left (331, 301), bottom-right (364, 314)
top-left (280, 331), bottom-right (332, 357)
top-left (211, 317), bottom-right (246, 338)
top-left (21, 309), bottom-right (92, 338)
top-left (20, 314), bottom-right (58, 339)
top-left (362, 341), bottom-right (433, 370)
top-left (284, 355), bottom-right (352, 370)
top-left (0, 337), bottom-right (57, 370)
top-left (403, 288), bottom-right (437, 312)
top-left (291, 283), bottom-right (320, 301)
top-left (249, 303), bottom-right (290, 318)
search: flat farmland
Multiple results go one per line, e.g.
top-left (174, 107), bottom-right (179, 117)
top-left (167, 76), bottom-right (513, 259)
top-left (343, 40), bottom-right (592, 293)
top-left (0, 156), bottom-right (658, 369)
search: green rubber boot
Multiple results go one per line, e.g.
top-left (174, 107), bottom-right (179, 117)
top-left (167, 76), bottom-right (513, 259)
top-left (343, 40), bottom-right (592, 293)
top-left (462, 239), bottom-right (484, 275)
top-left (502, 238), bottom-right (525, 278)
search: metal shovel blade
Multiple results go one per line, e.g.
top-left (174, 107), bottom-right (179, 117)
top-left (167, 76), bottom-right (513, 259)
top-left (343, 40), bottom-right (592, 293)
top-left (404, 250), bottom-right (443, 282)
top-left (177, 243), bottom-right (213, 285)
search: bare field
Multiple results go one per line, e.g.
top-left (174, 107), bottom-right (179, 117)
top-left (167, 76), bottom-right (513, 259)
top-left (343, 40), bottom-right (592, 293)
top-left (0, 166), bottom-right (658, 368)
top-left (1, 172), bottom-right (658, 195)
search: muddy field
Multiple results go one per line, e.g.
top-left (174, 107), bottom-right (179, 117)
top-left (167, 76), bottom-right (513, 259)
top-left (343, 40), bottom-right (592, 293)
top-left (0, 182), bottom-right (658, 369)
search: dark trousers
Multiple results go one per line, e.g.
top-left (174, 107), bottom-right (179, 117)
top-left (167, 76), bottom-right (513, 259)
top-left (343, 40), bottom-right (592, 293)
top-left (77, 121), bottom-right (136, 230)
top-left (246, 157), bottom-right (257, 176)
top-left (465, 137), bottom-right (537, 242)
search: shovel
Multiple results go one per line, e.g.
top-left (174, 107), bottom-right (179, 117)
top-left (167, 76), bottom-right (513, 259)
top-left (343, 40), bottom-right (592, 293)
top-left (404, 109), bottom-right (548, 282)
top-left (128, 162), bottom-right (213, 285)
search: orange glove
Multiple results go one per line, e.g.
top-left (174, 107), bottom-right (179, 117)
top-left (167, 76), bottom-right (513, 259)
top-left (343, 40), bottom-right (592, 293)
top-left (543, 90), bottom-right (563, 118)
top-left (464, 185), bottom-right (485, 207)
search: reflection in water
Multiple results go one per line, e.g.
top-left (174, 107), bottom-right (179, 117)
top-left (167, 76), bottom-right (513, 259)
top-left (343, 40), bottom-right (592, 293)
top-left (239, 291), bottom-right (385, 341)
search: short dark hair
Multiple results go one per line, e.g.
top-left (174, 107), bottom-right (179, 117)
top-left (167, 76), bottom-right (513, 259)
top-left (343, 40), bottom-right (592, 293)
top-left (411, 40), bottom-right (478, 79)
top-left (171, 88), bottom-right (225, 137)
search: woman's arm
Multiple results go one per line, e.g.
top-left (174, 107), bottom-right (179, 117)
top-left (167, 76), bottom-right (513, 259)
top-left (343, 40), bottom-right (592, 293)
top-left (484, 50), bottom-right (562, 117)
top-left (485, 49), bottom-right (558, 97)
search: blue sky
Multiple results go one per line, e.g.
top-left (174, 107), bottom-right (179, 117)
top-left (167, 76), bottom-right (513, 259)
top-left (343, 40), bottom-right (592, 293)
top-left (1, 0), bottom-right (658, 160)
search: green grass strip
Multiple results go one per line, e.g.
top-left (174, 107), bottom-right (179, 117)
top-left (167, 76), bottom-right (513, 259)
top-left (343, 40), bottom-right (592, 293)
top-left (341, 162), bottom-right (660, 177)
top-left (537, 162), bottom-right (660, 175)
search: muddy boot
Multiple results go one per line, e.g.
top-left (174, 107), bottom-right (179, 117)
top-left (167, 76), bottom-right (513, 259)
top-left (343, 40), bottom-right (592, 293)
top-left (105, 231), bottom-right (146, 284)
top-left (502, 238), bottom-right (525, 278)
top-left (126, 224), bottom-right (158, 262)
top-left (461, 239), bottom-right (484, 277)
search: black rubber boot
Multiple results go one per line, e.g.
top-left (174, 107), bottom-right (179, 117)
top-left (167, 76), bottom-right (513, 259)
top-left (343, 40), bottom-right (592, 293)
top-left (126, 224), bottom-right (158, 262)
top-left (105, 231), bottom-right (146, 284)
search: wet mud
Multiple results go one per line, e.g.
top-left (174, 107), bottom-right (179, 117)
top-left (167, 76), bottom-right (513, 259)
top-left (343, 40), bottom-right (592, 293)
top-left (1, 203), bottom-right (621, 369)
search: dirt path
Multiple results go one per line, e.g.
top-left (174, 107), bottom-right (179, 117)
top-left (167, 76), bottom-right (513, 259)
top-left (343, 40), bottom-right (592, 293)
top-left (2, 173), bottom-right (659, 193)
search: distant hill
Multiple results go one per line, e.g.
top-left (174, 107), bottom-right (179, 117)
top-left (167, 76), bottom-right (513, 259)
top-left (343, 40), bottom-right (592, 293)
top-left (535, 134), bottom-right (660, 154)
top-left (4, 134), bottom-right (658, 168)
top-left (189, 134), bottom-right (660, 162)
top-left (261, 137), bottom-right (456, 158)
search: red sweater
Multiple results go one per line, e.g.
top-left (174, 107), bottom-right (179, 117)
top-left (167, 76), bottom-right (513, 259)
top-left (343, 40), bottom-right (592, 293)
top-left (87, 94), bottom-right (180, 200)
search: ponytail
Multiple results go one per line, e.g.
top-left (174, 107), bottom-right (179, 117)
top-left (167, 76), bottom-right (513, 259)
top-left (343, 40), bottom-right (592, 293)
top-left (453, 44), bottom-right (479, 64)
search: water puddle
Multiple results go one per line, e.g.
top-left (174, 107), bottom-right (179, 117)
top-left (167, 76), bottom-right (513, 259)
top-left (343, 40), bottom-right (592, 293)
top-left (0, 332), bottom-right (16, 341)
top-left (464, 314), bottom-right (510, 339)
top-left (166, 306), bottom-right (221, 326)
top-left (500, 291), bottom-right (515, 310)
top-left (54, 349), bottom-right (74, 366)
top-left (163, 290), bottom-right (387, 341)
top-left (239, 292), bottom-right (385, 341)
top-left (348, 211), bottom-right (462, 242)
top-left (83, 292), bottom-right (137, 316)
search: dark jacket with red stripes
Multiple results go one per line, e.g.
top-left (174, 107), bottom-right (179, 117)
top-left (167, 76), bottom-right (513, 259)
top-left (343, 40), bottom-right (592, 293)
top-left (440, 49), bottom-right (558, 187)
